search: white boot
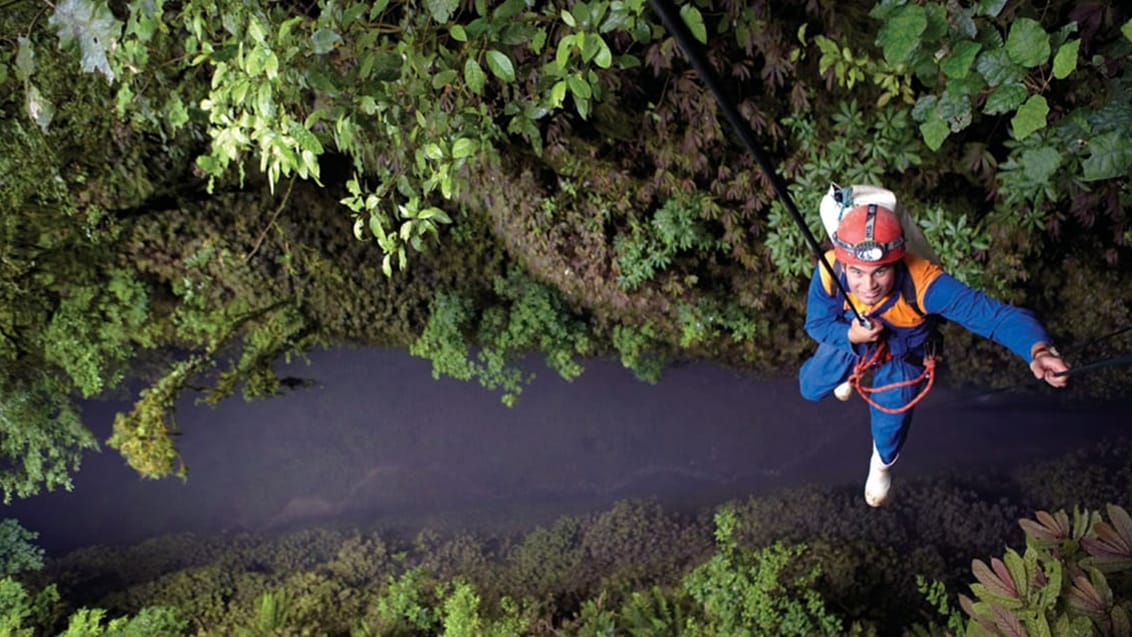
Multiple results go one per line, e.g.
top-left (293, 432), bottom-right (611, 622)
top-left (864, 446), bottom-right (897, 507)
top-left (833, 380), bottom-right (853, 401)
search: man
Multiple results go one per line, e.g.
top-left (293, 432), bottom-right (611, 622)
top-left (799, 202), bottom-right (1070, 507)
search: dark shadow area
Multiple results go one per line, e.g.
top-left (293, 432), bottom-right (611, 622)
top-left (3, 347), bottom-right (1127, 555)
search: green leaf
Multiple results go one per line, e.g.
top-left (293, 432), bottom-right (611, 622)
top-left (550, 79), bottom-right (567, 106)
top-left (560, 7), bottom-right (576, 27)
top-left (485, 50), bottom-right (516, 82)
top-left (1020, 146), bottom-right (1062, 184)
top-left (567, 74), bottom-right (592, 100)
top-left (16, 36), bottom-right (35, 82)
top-left (920, 118), bottom-right (950, 151)
top-left (594, 37), bottom-right (613, 68)
top-left (974, 0), bottom-right (1007, 17)
top-left (464, 58), bottom-right (486, 94)
top-left (450, 24), bottom-right (467, 42)
top-left (1052, 39), bottom-right (1079, 79)
top-left (371, 52), bottom-right (403, 81)
top-left (166, 95), bottom-right (189, 129)
top-left (679, 5), bottom-right (707, 44)
top-left (49, 0), bottom-right (122, 82)
top-left (1005, 18), bottom-right (1050, 68)
top-left (419, 207), bottom-right (452, 223)
top-left (451, 138), bottom-right (477, 159)
top-left (370, 0), bottom-right (390, 19)
top-left (581, 33), bottom-right (602, 63)
top-left (942, 40), bottom-right (982, 79)
top-left (1011, 95), bottom-right (1049, 140)
top-left (25, 83), bottom-right (55, 132)
top-left (431, 69), bottom-right (459, 89)
top-left (255, 82), bottom-right (272, 116)
top-left (556, 34), bottom-right (575, 69)
top-left (493, 0), bottom-right (525, 21)
top-left (1082, 131), bottom-right (1132, 181)
top-left (311, 28), bottom-right (342, 55)
top-left (1123, 19), bottom-right (1132, 43)
top-left (984, 83), bottom-right (1028, 114)
top-left (937, 90), bottom-right (973, 131)
top-left (975, 48), bottom-right (1025, 87)
top-left (426, 0), bottom-right (458, 23)
top-left (877, 4), bottom-right (927, 66)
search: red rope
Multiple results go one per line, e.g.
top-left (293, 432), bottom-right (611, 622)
top-left (847, 341), bottom-right (936, 414)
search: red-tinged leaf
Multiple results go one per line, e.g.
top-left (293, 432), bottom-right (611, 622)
top-left (992, 558), bottom-right (1020, 596)
top-left (959, 594), bottom-right (998, 633)
top-left (1112, 605), bottom-right (1130, 636)
top-left (1106, 504), bottom-right (1132, 547)
top-left (1066, 574), bottom-right (1107, 617)
top-left (973, 558), bottom-right (1020, 599)
top-left (1038, 510), bottom-right (1069, 535)
top-left (1021, 518), bottom-right (1062, 542)
top-left (1094, 522), bottom-right (1132, 554)
top-left (991, 603), bottom-right (1028, 637)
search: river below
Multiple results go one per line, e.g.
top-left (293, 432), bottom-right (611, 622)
top-left (5, 348), bottom-right (1126, 555)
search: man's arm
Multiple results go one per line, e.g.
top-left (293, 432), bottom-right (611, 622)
top-left (922, 274), bottom-right (1068, 385)
top-left (803, 264), bottom-right (857, 353)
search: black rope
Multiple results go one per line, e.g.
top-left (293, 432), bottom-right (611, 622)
top-left (1054, 353), bottom-right (1132, 379)
top-left (646, 0), bottom-right (868, 326)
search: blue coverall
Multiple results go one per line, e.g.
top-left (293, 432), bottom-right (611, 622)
top-left (799, 257), bottom-right (1050, 464)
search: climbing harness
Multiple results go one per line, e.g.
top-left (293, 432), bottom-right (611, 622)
top-left (848, 341), bottom-right (937, 414)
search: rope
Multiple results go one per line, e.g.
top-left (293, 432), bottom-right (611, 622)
top-left (646, 0), bottom-right (868, 327)
top-left (848, 341), bottom-right (937, 414)
top-left (647, 0), bottom-right (1132, 397)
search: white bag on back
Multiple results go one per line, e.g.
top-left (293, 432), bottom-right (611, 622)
top-left (819, 183), bottom-right (940, 265)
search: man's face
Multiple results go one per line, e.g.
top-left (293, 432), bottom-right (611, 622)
top-left (845, 263), bottom-right (895, 305)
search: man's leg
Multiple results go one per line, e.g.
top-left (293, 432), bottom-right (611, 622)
top-left (864, 360), bottom-right (923, 506)
top-left (799, 343), bottom-right (856, 401)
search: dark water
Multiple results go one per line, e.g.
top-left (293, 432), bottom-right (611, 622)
top-left (3, 348), bottom-right (1126, 555)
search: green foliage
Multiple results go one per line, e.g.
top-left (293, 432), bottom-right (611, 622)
top-left (0, 577), bottom-right (60, 637)
top-left (107, 356), bottom-right (206, 480)
top-left (675, 299), bottom-right (760, 349)
top-left (0, 576), bottom-right (183, 636)
top-left (0, 520), bottom-right (44, 579)
top-left (58, 606), bottom-right (186, 636)
top-left (681, 506), bottom-right (844, 636)
top-left (612, 322), bottom-right (667, 383)
top-left (870, 0), bottom-right (1079, 149)
top-left (958, 504), bottom-right (1132, 636)
top-left (0, 378), bottom-right (97, 503)
top-left (48, 0), bottom-right (121, 83)
top-left (234, 590), bottom-right (289, 637)
top-left (43, 270), bottom-right (151, 398)
top-left (803, 32), bottom-right (914, 107)
top-left (915, 205), bottom-right (992, 289)
top-left (412, 268), bottom-right (593, 406)
top-left (614, 193), bottom-right (721, 291)
top-left (370, 566), bottom-right (442, 635)
top-left (914, 575), bottom-right (967, 636)
top-left (618, 585), bottom-right (686, 636)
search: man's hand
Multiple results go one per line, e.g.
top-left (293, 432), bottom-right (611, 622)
top-left (1030, 344), bottom-right (1070, 388)
top-left (848, 319), bottom-right (885, 344)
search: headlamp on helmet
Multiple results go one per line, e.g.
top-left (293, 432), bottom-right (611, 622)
top-left (832, 203), bottom-right (905, 266)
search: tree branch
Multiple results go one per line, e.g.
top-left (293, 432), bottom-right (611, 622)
top-left (244, 176), bottom-right (296, 262)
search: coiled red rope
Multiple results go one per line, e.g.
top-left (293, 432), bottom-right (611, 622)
top-left (848, 341), bottom-right (937, 413)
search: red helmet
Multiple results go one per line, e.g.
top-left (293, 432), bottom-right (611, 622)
top-left (832, 203), bottom-right (905, 266)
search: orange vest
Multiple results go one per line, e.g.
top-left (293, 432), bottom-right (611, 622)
top-left (818, 250), bottom-right (944, 328)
